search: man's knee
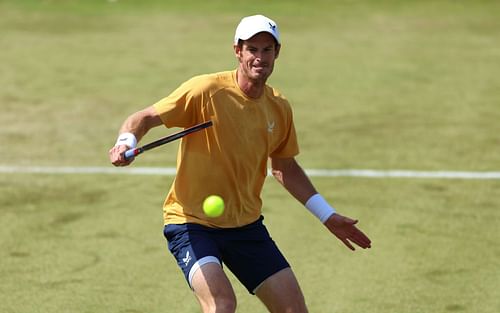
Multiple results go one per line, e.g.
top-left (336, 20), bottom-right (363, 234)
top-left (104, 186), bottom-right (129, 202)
top-left (198, 293), bottom-right (237, 313)
top-left (213, 295), bottom-right (237, 313)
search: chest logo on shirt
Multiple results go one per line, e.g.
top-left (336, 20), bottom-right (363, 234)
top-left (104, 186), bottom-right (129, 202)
top-left (267, 121), bottom-right (275, 133)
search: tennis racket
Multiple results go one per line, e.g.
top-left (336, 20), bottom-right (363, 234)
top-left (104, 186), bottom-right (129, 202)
top-left (123, 120), bottom-right (213, 160)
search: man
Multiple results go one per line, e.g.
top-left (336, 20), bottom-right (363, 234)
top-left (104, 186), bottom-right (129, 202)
top-left (109, 15), bottom-right (371, 313)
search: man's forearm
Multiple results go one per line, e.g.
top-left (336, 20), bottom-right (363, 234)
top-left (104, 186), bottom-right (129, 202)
top-left (118, 106), bottom-right (163, 142)
top-left (271, 158), bottom-right (317, 204)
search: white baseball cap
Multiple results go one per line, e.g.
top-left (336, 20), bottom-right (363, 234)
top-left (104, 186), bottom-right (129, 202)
top-left (234, 15), bottom-right (280, 45)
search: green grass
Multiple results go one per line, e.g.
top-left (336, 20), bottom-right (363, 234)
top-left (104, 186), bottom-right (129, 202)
top-left (1, 0), bottom-right (500, 312)
top-left (1, 174), bottom-right (499, 312)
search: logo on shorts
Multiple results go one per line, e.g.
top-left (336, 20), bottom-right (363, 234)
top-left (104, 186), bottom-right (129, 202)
top-left (183, 251), bottom-right (192, 266)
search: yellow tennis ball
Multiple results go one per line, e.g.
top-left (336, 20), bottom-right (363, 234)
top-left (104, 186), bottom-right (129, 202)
top-left (203, 195), bottom-right (225, 217)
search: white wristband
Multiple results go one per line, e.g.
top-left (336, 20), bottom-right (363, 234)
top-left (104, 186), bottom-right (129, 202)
top-left (305, 194), bottom-right (336, 223)
top-left (115, 132), bottom-right (137, 148)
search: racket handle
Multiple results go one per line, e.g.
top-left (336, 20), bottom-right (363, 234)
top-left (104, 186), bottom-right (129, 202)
top-left (124, 148), bottom-right (140, 160)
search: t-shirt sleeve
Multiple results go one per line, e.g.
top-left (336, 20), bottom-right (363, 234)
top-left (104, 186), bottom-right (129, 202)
top-left (153, 77), bottom-right (204, 128)
top-left (270, 103), bottom-right (300, 158)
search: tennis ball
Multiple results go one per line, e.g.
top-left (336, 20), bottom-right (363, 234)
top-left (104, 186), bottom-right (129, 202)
top-left (203, 195), bottom-right (225, 218)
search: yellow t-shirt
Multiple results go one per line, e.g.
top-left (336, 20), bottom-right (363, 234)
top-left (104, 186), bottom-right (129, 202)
top-left (153, 70), bottom-right (299, 228)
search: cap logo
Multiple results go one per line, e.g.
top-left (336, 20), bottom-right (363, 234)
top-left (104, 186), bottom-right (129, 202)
top-left (269, 22), bottom-right (276, 32)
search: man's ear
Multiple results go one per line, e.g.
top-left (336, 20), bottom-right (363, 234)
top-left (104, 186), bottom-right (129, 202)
top-left (233, 44), bottom-right (242, 59)
top-left (275, 44), bottom-right (281, 59)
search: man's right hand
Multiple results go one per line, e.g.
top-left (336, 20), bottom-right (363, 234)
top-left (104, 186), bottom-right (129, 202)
top-left (109, 145), bottom-right (134, 167)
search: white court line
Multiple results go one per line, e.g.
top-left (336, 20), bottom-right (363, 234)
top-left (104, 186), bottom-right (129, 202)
top-left (0, 165), bottom-right (176, 176)
top-left (305, 169), bottom-right (500, 179)
top-left (1, 165), bottom-right (500, 180)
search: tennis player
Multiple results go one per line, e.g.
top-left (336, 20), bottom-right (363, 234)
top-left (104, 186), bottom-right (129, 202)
top-left (109, 14), bottom-right (371, 313)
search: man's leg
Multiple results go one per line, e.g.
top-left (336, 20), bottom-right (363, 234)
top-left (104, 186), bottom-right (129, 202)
top-left (191, 262), bottom-right (237, 313)
top-left (164, 224), bottom-right (236, 313)
top-left (255, 268), bottom-right (308, 313)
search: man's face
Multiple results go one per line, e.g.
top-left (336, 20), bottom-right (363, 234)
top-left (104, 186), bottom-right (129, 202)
top-left (234, 32), bottom-right (280, 83)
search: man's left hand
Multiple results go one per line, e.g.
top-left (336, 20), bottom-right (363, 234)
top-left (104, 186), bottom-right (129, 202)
top-left (324, 213), bottom-right (371, 251)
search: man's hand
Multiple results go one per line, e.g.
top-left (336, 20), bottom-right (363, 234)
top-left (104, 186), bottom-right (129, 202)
top-left (109, 105), bottom-right (163, 167)
top-left (109, 145), bottom-right (134, 167)
top-left (324, 213), bottom-right (371, 251)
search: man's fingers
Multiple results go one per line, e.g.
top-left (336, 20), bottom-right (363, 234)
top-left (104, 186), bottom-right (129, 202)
top-left (351, 236), bottom-right (371, 249)
top-left (342, 238), bottom-right (355, 251)
top-left (349, 228), bottom-right (372, 249)
top-left (328, 214), bottom-right (371, 250)
top-left (109, 146), bottom-right (133, 167)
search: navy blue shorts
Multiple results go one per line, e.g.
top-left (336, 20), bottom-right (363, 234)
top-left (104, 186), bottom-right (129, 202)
top-left (163, 216), bottom-right (290, 294)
